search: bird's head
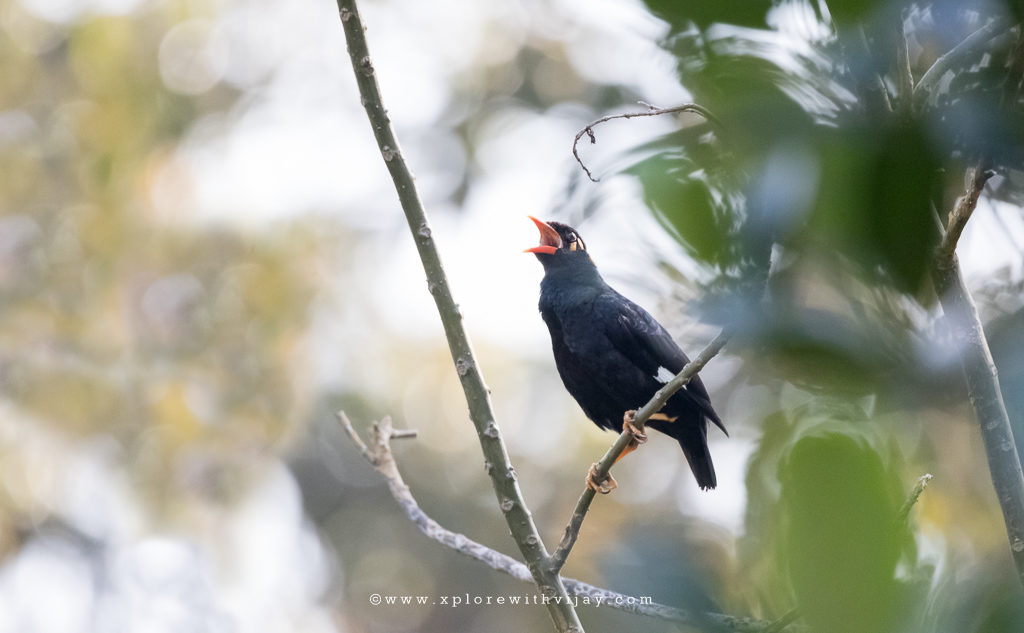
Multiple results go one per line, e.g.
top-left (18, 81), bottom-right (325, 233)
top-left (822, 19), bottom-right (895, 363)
top-left (524, 217), bottom-right (590, 269)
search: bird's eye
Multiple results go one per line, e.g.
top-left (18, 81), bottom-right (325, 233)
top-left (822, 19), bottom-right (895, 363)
top-left (567, 233), bottom-right (585, 251)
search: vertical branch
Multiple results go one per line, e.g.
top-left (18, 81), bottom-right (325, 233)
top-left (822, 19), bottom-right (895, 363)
top-left (932, 167), bottom-right (1024, 588)
top-left (335, 2), bottom-right (583, 631)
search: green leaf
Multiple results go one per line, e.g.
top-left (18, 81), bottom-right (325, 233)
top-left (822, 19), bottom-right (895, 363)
top-left (628, 154), bottom-right (729, 265)
top-left (825, 0), bottom-right (891, 25)
top-left (808, 123), bottom-right (940, 294)
top-left (780, 424), bottom-right (903, 633)
top-left (641, 0), bottom-right (773, 32)
top-left (865, 124), bottom-right (939, 294)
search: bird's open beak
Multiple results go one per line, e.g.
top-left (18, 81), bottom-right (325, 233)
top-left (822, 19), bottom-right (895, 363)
top-left (524, 216), bottom-right (561, 255)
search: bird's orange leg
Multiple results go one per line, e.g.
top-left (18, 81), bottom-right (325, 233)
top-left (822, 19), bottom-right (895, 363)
top-left (585, 411), bottom-right (649, 494)
top-left (586, 464), bottom-right (617, 494)
top-left (621, 410), bottom-right (647, 448)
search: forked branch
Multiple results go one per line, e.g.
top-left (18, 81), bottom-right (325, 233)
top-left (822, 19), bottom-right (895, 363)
top-left (338, 411), bottom-right (778, 632)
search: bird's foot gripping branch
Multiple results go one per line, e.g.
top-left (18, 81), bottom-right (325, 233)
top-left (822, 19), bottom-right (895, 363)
top-left (585, 463), bottom-right (617, 494)
top-left (585, 411), bottom-right (648, 495)
top-left (622, 410), bottom-right (648, 445)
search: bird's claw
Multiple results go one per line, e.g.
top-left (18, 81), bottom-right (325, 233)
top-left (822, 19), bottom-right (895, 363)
top-left (623, 411), bottom-right (647, 444)
top-left (586, 463), bottom-right (617, 494)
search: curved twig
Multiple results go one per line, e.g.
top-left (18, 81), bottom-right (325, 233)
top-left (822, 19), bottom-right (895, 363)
top-left (572, 103), bottom-right (722, 182)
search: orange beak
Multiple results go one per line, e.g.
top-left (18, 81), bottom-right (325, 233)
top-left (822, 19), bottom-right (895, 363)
top-left (524, 216), bottom-right (561, 255)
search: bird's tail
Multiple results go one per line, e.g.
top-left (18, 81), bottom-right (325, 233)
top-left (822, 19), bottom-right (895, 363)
top-left (673, 421), bottom-right (717, 490)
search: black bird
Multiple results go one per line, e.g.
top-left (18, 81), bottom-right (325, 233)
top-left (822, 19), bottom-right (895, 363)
top-left (526, 216), bottom-right (726, 491)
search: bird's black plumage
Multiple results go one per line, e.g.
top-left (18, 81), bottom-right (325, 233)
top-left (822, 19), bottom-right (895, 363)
top-left (527, 218), bottom-right (726, 490)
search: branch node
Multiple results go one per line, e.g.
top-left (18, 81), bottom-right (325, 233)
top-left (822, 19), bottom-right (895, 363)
top-left (358, 56), bottom-right (374, 76)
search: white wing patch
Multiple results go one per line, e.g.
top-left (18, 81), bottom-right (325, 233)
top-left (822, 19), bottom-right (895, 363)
top-left (654, 366), bottom-right (675, 383)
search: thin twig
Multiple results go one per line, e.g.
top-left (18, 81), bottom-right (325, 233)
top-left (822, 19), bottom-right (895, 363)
top-left (931, 166), bottom-right (1024, 589)
top-left (896, 473), bottom-right (933, 526)
top-left (913, 18), bottom-right (1015, 108)
top-left (572, 103), bottom-right (721, 182)
top-left (548, 328), bottom-right (733, 572)
top-left (335, 2), bottom-right (583, 630)
top-left (763, 608), bottom-right (801, 633)
top-left (337, 411), bottom-right (777, 632)
top-left (936, 162), bottom-right (993, 267)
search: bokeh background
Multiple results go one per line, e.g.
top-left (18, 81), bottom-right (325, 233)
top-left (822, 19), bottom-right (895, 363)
top-left (3, 0), bottom-right (1024, 631)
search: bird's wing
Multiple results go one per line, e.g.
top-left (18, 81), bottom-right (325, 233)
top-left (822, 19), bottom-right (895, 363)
top-left (596, 292), bottom-right (725, 433)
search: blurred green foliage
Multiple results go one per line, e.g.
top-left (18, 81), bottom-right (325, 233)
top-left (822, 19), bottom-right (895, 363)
top-left (626, 0), bottom-right (1024, 631)
top-left (0, 3), bottom-right (323, 519)
top-left (780, 423), bottom-right (904, 633)
top-left (3, 0), bottom-right (1024, 632)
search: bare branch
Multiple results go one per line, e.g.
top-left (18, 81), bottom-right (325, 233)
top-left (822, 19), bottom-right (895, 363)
top-left (896, 473), bottom-right (933, 526)
top-left (931, 166), bottom-right (1024, 589)
top-left (337, 411), bottom-right (779, 632)
top-left (335, 2), bottom-right (582, 629)
top-left (936, 163), bottom-right (994, 264)
top-left (548, 327), bottom-right (733, 572)
top-left (572, 103), bottom-right (721, 182)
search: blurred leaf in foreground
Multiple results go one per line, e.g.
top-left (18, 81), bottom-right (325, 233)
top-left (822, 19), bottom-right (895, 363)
top-left (780, 420), bottom-right (907, 633)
